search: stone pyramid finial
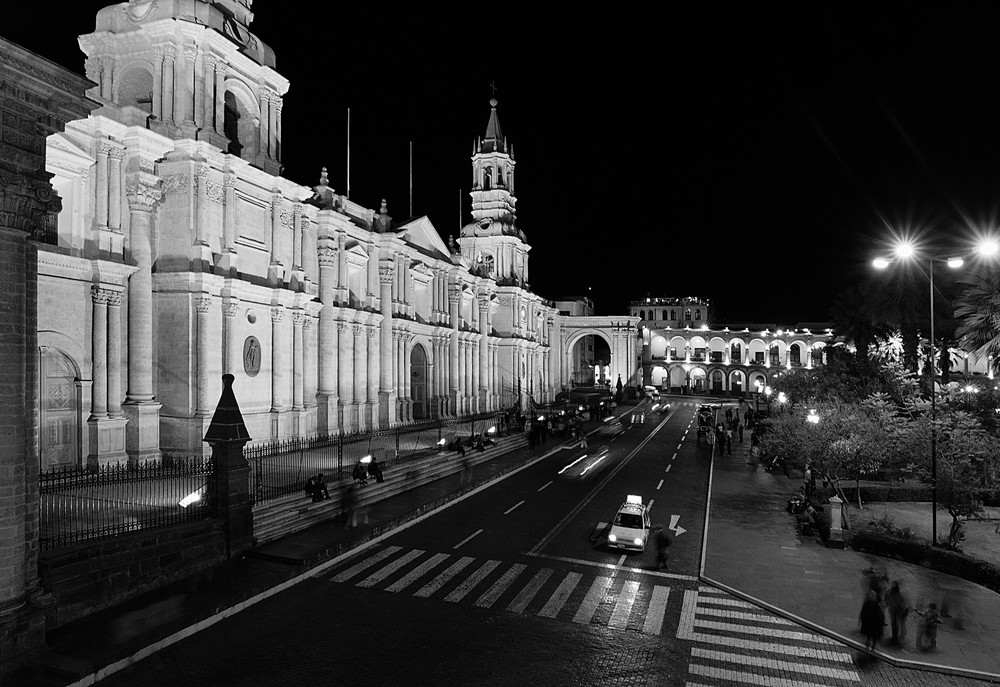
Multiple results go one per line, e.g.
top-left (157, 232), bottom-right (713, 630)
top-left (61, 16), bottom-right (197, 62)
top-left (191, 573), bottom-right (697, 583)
top-left (204, 374), bottom-right (251, 444)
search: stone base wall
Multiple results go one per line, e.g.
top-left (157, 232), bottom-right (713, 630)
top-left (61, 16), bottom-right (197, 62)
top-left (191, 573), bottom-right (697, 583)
top-left (38, 520), bottom-right (226, 628)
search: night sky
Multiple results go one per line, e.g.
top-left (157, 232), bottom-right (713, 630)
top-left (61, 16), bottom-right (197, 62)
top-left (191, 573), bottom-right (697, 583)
top-left (8, 3), bottom-right (1000, 324)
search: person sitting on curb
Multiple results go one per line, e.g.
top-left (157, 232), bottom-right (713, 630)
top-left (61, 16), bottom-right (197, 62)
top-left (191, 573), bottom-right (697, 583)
top-left (313, 473), bottom-right (330, 501)
top-left (367, 457), bottom-right (384, 483)
top-left (447, 437), bottom-right (466, 456)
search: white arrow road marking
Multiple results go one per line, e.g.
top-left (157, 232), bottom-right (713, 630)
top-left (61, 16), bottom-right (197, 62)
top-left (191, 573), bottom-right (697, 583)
top-left (669, 514), bottom-right (686, 537)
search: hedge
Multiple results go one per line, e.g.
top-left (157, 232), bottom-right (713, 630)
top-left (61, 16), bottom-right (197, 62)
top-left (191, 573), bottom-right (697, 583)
top-left (850, 529), bottom-right (1000, 595)
top-left (837, 484), bottom-right (1000, 506)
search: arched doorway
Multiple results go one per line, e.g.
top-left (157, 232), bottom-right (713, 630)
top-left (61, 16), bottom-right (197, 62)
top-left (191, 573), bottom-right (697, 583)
top-left (689, 368), bottom-right (707, 394)
top-left (710, 369), bottom-right (724, 393)
top-left (39, 348), bottom-right (79, 470)
top-left (410, 343), bottom-right (429, 420)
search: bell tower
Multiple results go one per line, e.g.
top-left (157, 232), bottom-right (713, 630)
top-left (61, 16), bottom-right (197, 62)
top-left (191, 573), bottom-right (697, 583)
top-left (470, 97), bottom-right (517, 226)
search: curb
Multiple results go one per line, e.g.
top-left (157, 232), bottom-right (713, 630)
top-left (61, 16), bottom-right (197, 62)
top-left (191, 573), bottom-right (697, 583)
top-left (699, 427), bottom-right (1000, 684)
top-left (66, 440), bottom-right (567, 687)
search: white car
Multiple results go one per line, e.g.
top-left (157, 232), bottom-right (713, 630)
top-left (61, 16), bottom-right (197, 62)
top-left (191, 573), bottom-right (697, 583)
top-left (607, 495), bottom-right (651, 552)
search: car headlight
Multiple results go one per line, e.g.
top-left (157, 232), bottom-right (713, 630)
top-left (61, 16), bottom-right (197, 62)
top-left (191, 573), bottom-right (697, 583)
top-left (608, 534), bottom-right (617, 543)
top-left (633, 538), bottom-right (643, 546)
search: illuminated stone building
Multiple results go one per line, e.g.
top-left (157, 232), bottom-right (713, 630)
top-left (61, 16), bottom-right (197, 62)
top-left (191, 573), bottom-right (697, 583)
top-left (32, 1), bottom-right (640, 467)
top-left (631, 296), bottom-right (837, 395)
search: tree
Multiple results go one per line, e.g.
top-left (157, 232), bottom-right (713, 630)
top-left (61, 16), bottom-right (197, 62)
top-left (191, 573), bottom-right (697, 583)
top-left (829, 283), bottom-right (893, 371)
top-left (954, 269), bottom-right (1000, 361)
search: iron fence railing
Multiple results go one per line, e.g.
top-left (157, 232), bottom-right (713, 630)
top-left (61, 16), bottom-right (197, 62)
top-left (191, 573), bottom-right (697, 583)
top-left (39, 457), bottom-right (214, 551)
top-left (246, 412), bottom-right (509, 505)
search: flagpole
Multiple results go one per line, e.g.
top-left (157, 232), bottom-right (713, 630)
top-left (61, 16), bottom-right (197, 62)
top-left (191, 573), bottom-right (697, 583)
top-left (346, 107), bottom-right (351, 200)
top-left (409, 141), bottom-right (413, 217)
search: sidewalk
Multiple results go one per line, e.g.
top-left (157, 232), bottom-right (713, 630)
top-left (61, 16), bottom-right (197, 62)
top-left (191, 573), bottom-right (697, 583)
top-left (703, 429), bottom-right (1000, 682)
top-left (10, 413), bottom-right (613, 687)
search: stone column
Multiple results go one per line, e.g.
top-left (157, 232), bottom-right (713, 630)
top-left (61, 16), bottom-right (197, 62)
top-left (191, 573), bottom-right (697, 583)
top-left (268, 96), bottom-right (277, 159)
top-left (291, 310), bottom-right (305, 411)
top-left (449, 284), bottom-right (461, 412)
top-left (258, 91), bottom-right (269, 160)
top-left (366, 323), bottom-right (378, 408)
top-left (161, 47), bottom-right (175, 124)
top-left (270, 307), bottom-right (287, 436)
top-left (478, 295), bottom-right (489, 408)
top-left (195, 295), bottom-right (213, 417)
top-left (123, 173), bottom-right (161, 463)
top-left (95, 142), bottom-right (109, 231)
top-left (304, 315), bottom-right (317, 407)
top-left (214, 61), bottom-right (226, 134)
top-left (90, 286), bottom-right (109, 419)
top-left (394, 331), bottom-right (404, 419)
top-left (353, 324), bottom-right (366, 429)
top-left (108, 146), bottom-right (124, 234)
top-left (378, 260), bottom-right (396, 425)
top-left (219, 174), bottom-right (238, 274)
top-left (193, 49), bottom-right (205, 129)
top-left (178, 45), bottom-right (196, 128)
top-left (338, 321), bottom-right (355, 431)
top-left (223, 297), bottom-right (240, 375)
top-left (274, 100), bottom-right (283, 160)
top-left (402, 334), bottom-right (412, 422)
top-left (193, 164), bottom-right (211, 264)
top-left (107, 290), bottom-right (124, 417)
top-left (201, 54), bottom-right (216, 130)
top-left (458, 340), bottom-right (466, 414)
top-left (317, 248), bottom-right (338, 434)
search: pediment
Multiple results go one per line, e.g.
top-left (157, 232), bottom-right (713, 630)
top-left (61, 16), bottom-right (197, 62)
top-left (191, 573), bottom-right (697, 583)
top-left (397, 216), bottom-right (451, 260)
top-left (343, 240), bottom-right (369, 263)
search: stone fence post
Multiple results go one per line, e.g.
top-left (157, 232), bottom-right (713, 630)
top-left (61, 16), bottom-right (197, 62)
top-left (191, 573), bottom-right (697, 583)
top-left (204, 374), bottom-right (253, 558)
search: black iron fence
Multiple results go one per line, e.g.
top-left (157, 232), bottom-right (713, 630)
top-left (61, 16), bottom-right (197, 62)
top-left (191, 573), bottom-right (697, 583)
top-left (39, 457), bottom-right (215, 551)
top-left (246, 412), bottom-right (508, 505)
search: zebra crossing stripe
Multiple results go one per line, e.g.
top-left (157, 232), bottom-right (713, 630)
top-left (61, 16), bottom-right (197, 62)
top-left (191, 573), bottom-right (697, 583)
top-left (573, 576), bottom-right (612, 624)
top-left (695, 605), bottom-right (799, 626)
top-left (690, 648), bottom-right (860, 682)
top-left (677, 589), bottom-right (698, 639)
top-left (507, 568), bottom-right (554, 614)
top-left (608, 580), bottom-right (641, 629)
top-left (331, 546), bottom-right (402, 583)
top-left (538, 571), bottom-right (582, 618)
top-left (414, 556), bottom-right (474, 598)
top-left (444, 560), bottom-right (500, 603)
top-left (693, 618), bottom-right (838, 644)
top-left (642, 586), bottom-right (670, 635)
top-left (357, 549), bottom-right (424, 588)
top-left (475, 563), bottom-right (527, 608)
top-left (684, 632), bottom-right (852, 661)
top-left (385, 552), bottom-right (450, 593)
top-left (688, 664), bottom-right (842, 687)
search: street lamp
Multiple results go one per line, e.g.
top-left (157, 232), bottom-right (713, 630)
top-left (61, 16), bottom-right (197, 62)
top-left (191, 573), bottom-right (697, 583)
top-left (872, 238), bottom-right (998, 546)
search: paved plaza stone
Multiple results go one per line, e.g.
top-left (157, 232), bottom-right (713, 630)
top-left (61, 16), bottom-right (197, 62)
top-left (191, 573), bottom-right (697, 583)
top-left (703, 432), bottom-right (1000, 681)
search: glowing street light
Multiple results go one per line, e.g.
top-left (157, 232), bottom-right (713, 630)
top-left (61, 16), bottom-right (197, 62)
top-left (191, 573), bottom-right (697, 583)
top-left (807, 408), bottom-right (819, 424)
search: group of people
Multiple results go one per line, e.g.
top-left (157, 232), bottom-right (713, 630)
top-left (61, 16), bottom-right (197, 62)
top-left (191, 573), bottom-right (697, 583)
top-left (303, 473), bottom-right (330, 502)
top-left (706, 405), bottom-right (744, 455)
top-left (352, 457), bottom-right (384, 486)
top-left (859, 567), bottom-right (944, 652)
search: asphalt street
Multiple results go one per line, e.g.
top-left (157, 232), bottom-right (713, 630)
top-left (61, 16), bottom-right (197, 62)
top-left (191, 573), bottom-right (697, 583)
top-left (91, 400), bottom-right (1000, 687)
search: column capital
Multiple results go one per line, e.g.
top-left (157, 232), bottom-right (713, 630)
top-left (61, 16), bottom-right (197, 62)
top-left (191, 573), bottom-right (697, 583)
top-left (318, 246), bottom-right (337, 266)
top-left (90, 285), bottom-right (112, 304)
top-left (367, 324), bottom-right (378, 339)
top-left (352, 323), bottom-right (366, 336)
top-left (291, 310), bottom-right (305, 326)
top-left (125, 175), bottom-right (162, 213)
top-left (303, 315), bottom-right (315, 330)
top-left (195, 295), bottom-right (212, 313)
top-left (159, 45), bottom-right (178, 60)
top-left (223, 298), bottom-right (240, 318)
top-left (271, 306), bottom-right (284, 323)
top-left (379, 260), bottom-right (395, 283)
top-left (448, 286), bottom-right (463, 304)
top-left (96, 140), bottom-right (113, 156)
top-left (477, 293), bottom-right (491, 309)
top-left (337, 321), bottom-right (349, 334)
top-left (108, 145), bottom-right (126, 161)
top-left (106, 289), bottom-right (124, 307)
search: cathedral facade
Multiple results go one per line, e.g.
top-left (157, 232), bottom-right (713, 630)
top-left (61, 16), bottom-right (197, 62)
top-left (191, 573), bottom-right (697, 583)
top-left (37, 0), bottom-right (633, 468)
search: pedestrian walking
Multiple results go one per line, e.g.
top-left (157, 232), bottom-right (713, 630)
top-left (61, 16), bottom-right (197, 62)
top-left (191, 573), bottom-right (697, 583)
top-left (653, 525), bottom-right (671, 571)
top-left (738, 422), bottom-right (744, 443)
top-left (859, 590), bottom-right (886, 650)
top-left (915, 603), bottom-right (942, 651)
top-left (725, 429), bottom-right (732, 455)
top-left (579, 428), bottom-right (588, 449)
top-left (803, 464), bottom-right (813, 497)
top-left (884, 581), bottom-right (910, 646)
top-left (341, 483), bottom-right (357, 528)
top-left (460, 453), bottom-right (472, 487)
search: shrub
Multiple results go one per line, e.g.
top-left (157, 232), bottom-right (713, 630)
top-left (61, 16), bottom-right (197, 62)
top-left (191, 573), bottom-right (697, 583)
top-left (850, 530), bottom-right (1000, 595)
top-left (867, 513), bottom-right (918, 541)
top-left (841, 484), bottom-right (932, 503)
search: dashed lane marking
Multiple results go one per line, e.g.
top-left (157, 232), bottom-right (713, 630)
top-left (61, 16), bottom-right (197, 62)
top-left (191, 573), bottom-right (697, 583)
top-left (453, 529), bottom-right (483, 549)
top-left (503, 500), bottom-right (525, 515)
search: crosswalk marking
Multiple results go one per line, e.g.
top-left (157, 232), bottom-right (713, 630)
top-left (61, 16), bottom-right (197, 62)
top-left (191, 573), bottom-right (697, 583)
top-left (643, 586), bottom-right (670, 635)
top-left (385, 552), bottom-right (450, 593)
top-left (331, 546), bottom-right (402, 583)
top-left (690, 648), bottom-right (860, 682)
top-left (688, 664), bottom-right (841, 687)
top-left (414, 556), bottom-right (474, 598)
top-left (573, 576), bottom-right (612, 624)
top-left (693, 618), bottom-right (838, 644)
top-left (696, 595), bottom-right (760, 610)
top-left (444, 559), bottom-right (500, 603)
top-left (475, 563), bottom-right (526, 608)
top-left (507, 568), bottom-right (553, 614)
top-left (538, 572), bottom-right (582, 618)
top-left (685, 632), bottom-right (852, 661)
top-left (357, 549), bottom-right (424, 588)
top-left (608, 580), bottom-right (640, 629)
top-left (695, 605), bottom-right (799, 626)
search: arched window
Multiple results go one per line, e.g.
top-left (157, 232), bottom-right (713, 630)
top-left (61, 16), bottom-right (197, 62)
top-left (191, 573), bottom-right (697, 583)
top-left (670, 309), bottom-right (676, 320)
top-left (639, 310), bottom-right (646, 320)
top-left (695, 309), bottom-right (702, 321)
top-left (483, 166), bottom-right (492, 190)
top-left (662, 310), bottom-right (668, 320)
top-left (116, 66), bottom-right (154, 113)
top-left (685, 309), bottom-right (692, 321)
top-left (224, 91), bottom-right (243, 157)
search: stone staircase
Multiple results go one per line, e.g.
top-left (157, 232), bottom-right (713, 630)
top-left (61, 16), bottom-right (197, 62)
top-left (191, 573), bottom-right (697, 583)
top-left (250, 433), bottom-right (529, 547)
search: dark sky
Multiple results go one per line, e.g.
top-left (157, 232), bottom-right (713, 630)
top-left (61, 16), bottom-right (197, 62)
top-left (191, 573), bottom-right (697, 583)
top-left (8, 3), bottom-right (1000, 324)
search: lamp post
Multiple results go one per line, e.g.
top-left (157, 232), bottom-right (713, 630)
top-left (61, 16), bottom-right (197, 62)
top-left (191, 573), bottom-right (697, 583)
top-left (872, 238), bottom-right (999, 546)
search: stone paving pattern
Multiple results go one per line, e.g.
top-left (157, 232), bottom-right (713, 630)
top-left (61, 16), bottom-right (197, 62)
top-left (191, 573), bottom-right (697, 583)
top-left (704, 428), bottom-right (1000, 681)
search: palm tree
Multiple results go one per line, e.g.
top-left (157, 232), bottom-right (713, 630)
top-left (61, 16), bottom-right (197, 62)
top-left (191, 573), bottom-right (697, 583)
top-left (954, 270), bottom-right (1000, 365)
top-left (829, 282), bottom-right (893, 370)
